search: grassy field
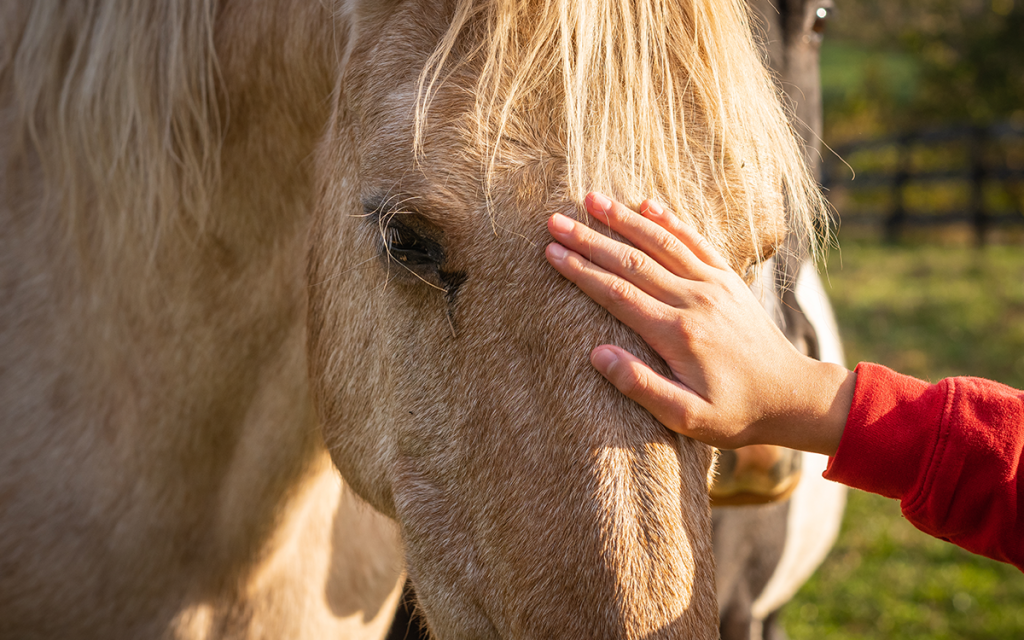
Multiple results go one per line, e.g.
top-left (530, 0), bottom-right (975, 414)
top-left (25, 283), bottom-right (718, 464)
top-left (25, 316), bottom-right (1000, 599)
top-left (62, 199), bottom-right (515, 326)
top-left (782, 239), bottom-right (1024, 639)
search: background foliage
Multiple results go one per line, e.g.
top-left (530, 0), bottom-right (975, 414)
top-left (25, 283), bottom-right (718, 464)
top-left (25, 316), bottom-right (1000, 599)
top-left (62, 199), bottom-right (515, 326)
top-left (821, 0), bottom-right (1024, 142)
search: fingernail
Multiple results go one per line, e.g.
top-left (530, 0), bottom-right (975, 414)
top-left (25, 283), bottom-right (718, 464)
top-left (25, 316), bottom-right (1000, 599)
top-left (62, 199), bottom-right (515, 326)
top-left (591, 348), bottom-right (619, 372)
top-left (547, 242), bottom-right (569, 261)
top-left (549, 213), bottom-right (574, 234)
top-left (646, 201), bottom-right (665, 216)
top-left (588, 192), bottom-right (612, 213)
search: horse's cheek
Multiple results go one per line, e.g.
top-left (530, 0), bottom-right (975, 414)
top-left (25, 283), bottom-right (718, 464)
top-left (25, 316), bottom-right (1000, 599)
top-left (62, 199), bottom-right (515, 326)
top-left (306, 212), bottom-right (396, 517)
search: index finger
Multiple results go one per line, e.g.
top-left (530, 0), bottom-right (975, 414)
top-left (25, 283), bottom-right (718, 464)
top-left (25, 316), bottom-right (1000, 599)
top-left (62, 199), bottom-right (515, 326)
top-left (545, 241), bottom-right (675, 346)
top-left (637, 198), bottom-right (732, 272)
top-left (584, 192), bottom-right (714, 281)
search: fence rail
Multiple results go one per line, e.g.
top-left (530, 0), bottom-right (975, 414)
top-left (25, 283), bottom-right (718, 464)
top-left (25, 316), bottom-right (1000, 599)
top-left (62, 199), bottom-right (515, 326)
top-left (821, 121), bottom-right (1024, 242)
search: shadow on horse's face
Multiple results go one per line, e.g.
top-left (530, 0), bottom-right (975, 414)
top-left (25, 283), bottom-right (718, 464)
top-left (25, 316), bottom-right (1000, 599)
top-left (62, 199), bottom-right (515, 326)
top-left (305, 5), bottom-right (720, 639)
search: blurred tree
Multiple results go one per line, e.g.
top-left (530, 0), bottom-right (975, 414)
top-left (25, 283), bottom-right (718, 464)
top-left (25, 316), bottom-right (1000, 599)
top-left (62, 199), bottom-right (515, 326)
top-left (904, 0), bottom-right (1024, 123)
top-left (822, 0), bottom-right (1024, 137)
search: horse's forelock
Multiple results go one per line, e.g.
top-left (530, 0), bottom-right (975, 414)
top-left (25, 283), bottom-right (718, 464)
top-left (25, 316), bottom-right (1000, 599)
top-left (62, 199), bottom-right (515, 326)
top-left (4, 0), bottom-right (827, 275)
top-left (414, 0), bottom-right (828, 272)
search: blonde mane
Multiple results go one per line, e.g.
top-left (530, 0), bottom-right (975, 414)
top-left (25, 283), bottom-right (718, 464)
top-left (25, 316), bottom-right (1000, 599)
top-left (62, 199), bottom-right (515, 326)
top-left (415, 0), bottom-right (827, 267)
top-left (3, 0), bottom-right (825, 267)
top-left (1, 1), bottom-right (221, 258)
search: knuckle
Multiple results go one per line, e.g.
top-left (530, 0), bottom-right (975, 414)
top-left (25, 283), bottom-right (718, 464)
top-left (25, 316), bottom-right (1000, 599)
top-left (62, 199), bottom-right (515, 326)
top-left (688, 285), bottom-right (714, 309)
top-left (606, 277), bottom-right (634, 305)
top-left (651, 230), bottom-right (679, 256)
top-left (622, 249), bottom-right (647, 276)
top-left (672, 315), bottom-right (703, 344)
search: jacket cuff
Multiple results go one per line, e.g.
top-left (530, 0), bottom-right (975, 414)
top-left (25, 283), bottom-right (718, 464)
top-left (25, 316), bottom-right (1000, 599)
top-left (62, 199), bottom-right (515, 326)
top-left (824, 362), bottom-right (948, 500)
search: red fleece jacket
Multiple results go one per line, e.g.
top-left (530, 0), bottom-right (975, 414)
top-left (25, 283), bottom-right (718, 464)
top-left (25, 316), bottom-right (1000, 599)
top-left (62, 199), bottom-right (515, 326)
top-left (824, 362), bottom-right (1024, 571)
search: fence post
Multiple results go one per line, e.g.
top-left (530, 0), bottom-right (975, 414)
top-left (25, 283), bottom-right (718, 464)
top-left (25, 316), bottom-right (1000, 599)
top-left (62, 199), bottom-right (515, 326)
top-left (970, 126), bottom-right (988, 246)
top-left (885, 134), bottom-right (912, 242)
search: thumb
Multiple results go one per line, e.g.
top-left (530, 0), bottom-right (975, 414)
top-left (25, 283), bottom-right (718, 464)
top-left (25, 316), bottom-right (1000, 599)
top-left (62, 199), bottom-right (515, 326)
top-left (590, 346), bottom-right (697, 435)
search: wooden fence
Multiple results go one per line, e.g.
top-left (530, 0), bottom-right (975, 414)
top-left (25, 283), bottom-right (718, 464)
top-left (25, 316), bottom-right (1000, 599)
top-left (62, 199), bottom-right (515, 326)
top-left (821, 121), bottom-right (1024, 243)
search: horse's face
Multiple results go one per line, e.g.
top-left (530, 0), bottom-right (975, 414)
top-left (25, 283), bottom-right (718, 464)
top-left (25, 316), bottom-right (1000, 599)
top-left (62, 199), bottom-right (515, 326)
top-left (307, 1), bottom-right (807, 637)
top-left (310, 43), bottom-right (719, 640)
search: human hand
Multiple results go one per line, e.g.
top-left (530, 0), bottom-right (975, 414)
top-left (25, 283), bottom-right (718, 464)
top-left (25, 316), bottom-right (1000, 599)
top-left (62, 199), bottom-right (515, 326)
top-left (545, 192), bottom-right (855, 456)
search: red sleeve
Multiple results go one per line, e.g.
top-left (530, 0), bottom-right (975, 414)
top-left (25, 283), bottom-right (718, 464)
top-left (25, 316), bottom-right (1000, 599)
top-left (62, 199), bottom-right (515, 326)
top-left (824, 362), bottom-right (1024, 570)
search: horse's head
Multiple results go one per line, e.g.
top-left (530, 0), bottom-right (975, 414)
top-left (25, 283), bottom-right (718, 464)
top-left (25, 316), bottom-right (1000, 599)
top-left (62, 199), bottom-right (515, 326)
top-left (308, 1), bottom-right (825, 637)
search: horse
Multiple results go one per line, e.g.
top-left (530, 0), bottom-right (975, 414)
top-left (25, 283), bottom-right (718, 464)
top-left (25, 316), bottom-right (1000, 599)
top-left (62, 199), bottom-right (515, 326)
top-left (377, 2), bottom-right (849, 639)
top-left (0, 1), bottom-right (827, 638)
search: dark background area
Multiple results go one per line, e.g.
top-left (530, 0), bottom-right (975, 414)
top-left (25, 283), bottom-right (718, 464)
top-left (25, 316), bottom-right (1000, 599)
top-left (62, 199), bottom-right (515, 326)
top-left (821, 0), bottom-right (1023, 139)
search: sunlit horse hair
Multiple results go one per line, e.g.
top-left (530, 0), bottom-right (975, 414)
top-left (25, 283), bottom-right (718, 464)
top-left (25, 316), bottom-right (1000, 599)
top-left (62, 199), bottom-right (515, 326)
top-left (415, 0), bottom-right (827, 270)
top-left (3, 1), bottom-right (222, 266)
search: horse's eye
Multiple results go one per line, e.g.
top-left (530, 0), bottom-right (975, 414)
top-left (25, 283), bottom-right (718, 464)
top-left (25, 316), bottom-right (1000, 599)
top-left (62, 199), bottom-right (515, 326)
top-left (811, 6), bottom-right (831, 35)
top-left (384, 224), bottom-right (437, 267)
top-left (362, 195), bottom-right (452, 290)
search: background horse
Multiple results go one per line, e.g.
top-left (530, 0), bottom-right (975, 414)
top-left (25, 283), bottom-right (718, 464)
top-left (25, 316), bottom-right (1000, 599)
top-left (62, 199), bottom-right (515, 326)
top-left (1, 1), bottom-right (826, 638)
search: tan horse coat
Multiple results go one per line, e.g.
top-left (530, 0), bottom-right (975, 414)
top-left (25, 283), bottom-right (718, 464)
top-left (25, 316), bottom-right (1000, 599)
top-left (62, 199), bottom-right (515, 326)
top-left (2, 2), bottom-right (403, 637)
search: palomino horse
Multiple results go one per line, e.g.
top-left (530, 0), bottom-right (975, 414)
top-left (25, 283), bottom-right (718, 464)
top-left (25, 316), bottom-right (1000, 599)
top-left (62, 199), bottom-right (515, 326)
top-left (380, 2), bottom-right (848, 639)
top-left (1, 1), bottom-right (826, 638)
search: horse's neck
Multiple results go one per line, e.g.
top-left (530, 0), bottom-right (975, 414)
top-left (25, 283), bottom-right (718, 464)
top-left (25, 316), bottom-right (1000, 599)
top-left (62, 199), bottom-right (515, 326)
top-left (1, 0), bottom-right (333, 556)
top-left (0, 2), bottom-right (402, 637)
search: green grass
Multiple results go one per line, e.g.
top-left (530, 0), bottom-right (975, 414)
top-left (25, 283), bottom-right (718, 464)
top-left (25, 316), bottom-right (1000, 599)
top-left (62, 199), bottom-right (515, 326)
top-left (783, 240), bottom-right (1024, 640)
top-left (823, 240), bottom-right (1024, 388)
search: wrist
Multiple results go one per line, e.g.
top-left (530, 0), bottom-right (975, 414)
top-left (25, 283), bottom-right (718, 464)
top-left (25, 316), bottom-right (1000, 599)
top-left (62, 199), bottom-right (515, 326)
top-left (758, 359), bottom-right (855, 457)
top-left (796, 360), bottom-right (856, 456)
